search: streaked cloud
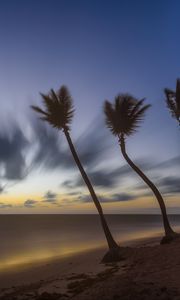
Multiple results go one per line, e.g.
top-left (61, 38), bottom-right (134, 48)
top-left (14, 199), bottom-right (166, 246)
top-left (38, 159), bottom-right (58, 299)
top-left (42, 190), bottom-right (57, 204)
top-left (158, 176), bottom-right (180, 195)
top-left (0, 124), bottom-right (28, 180)
top-left (24, 199), bottom-right (38, 208)
top-left (0, 202), bottom-right (12, 208)
top-left (78, 192), bottom-right (137, 203)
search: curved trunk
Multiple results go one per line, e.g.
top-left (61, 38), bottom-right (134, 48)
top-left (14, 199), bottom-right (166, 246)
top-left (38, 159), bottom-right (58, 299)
top-left (64, 129), bottom-right (119, 250)
top-left (119, 134), bottom-right (175, 237)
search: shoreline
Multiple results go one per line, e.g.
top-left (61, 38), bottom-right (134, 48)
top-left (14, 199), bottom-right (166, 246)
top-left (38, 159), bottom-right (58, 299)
top-left (0, 232), bottom-right (161, 275)
top-left (0, 234), bottom-right (180, 299)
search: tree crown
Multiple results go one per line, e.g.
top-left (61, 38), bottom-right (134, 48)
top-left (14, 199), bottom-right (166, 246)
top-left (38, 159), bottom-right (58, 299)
top-left (164, 78), bottom-right (180, 124)
top-left (31, 85), bottom-right (74, 131)
top-left (104, 94), bottom-right (151, 137)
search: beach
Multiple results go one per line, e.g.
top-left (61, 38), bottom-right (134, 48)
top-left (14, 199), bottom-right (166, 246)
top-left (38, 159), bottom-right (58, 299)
top-left (0, 0), bottom-right (179, 298)
top-left (0, 235), bottom-right (180, 300)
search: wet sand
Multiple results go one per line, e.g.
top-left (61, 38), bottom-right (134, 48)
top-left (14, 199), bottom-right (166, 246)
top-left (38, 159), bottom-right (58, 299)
top-left (0, 236), bottom-right (180, 300)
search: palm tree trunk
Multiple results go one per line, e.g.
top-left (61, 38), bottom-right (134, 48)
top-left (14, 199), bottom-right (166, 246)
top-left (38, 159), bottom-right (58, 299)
top-left (63, 129), bottom-right (119, 250)
top-left (119, 135), bottom-right (175, 237)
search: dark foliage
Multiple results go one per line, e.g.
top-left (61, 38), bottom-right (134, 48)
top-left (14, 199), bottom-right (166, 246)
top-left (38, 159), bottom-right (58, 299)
top-left (164, 78), bottom-right (180, 125)
top-left (31, 85), bottom-right (74, 130)
top-left (104, 94), bottom-right (150, 137)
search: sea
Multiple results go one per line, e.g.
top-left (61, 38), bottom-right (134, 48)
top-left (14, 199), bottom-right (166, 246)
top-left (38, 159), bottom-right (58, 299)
top-left (0, 214), bottom-right (179, 271)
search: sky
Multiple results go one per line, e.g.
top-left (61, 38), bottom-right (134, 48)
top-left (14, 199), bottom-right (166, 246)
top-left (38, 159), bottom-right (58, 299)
top-left (0, 0), bottom-right (179, 214)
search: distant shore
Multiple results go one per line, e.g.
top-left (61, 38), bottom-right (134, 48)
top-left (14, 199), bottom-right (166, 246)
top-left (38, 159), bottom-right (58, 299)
top-left (1, 234), bottom-right (180, 300)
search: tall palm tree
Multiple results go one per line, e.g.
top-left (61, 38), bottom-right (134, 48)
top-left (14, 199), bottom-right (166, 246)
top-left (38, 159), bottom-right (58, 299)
top-left (104, 94), bottom-right (178, 243)
top-left (31, 85), bottom-right (120, 261)
top-left (164, 78), bottom-right (180, 126)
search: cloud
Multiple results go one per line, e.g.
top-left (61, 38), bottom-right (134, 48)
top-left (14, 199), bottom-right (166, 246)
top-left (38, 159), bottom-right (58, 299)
top-left (61, 160), bottom-right (151, 190)
top-left (0, 114), bottom-right (112, 184)
top-left (0, 184), bottom-right (6, 194)
top-left (29, 115), bottom-right (115, 172)
top-left (62, 180), bottom-right (76, 189)
top-left (61, 166), bottom-right (129, 190)
top-left (66, 191), bottom-right (82, 196)
top-left (75, 169), bottom-right (120, 189)
top-left (132, 173), bottom-right (180, 198)
top-left (74, 117), bottom-right (113, 168)
top-left (28, 114), bottom-right (180, 180)
top-left (154, 156), bottom-right (180, 170)
top-left (78, 192), bottom-right (136, 203)
top-left (158, 176), bottom-right (180, 195)
top-left (110, 193), bottom-right (137, 201)
top-left (77, 195), bottom-right (91, 203)
top-left (0, 125), bottom-right (29, 180)
top-left (24, 199), bottom-right (38, 208)
top-left (42, 190), bottom-right (57, 203)
top-left (29, 117), bottom-right (75, 171)
top-left (0, 112), bottom-right (179, 202)
top-left (61, 145), bottom-right (180, 194)
top-left (0, 202), bottom-right (12, 208)
top-left (23, 191), bottom-right (59, 208)
top-left (58, 197), bottom-right (77, 206)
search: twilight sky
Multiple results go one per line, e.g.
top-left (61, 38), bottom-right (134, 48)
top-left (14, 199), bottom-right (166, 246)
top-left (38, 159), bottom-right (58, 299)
top-left (0, 0), bottom-right (179, 214)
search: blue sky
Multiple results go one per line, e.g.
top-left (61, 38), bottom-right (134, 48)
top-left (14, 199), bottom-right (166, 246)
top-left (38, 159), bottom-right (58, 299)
top-left (0, 0), bottom-right (179, 213)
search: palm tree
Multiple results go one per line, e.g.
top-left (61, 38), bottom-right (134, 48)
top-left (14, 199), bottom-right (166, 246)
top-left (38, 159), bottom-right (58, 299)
top-left (31, 85), bottom-right (120, 261)
top-left (164, 78), bottom-right (180, 126)
top-left (104, 94), bottom-right (178, 243)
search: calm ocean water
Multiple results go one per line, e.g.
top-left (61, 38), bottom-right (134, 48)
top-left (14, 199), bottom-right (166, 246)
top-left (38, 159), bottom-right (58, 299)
top-left (0, 214), bottom-right (180, 270)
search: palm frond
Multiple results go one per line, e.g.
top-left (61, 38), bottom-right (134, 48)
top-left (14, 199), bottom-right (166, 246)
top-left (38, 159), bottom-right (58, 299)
top-left (164, 79), bottom-right (180, 123)
top-left (40, 93), bottom-right (54, 113)
top-left (104, 101), bottom-right (117, 135)
top-left (166, 97), bottom-right (177, 119)
top-left (130, 98), bottom-right (145, 117)
top-left (132, 104), bottom-right (151, 122)
top-left (176, 79), bottom-right (180, 114)
top-left (58, 86), bottom-right (71, 103)
top-left (104, 93), bottom-right (150, 137)
top-left (164, 88), bottom-right (174, 97)
top-left (31, 85), bottom-right (74, 131)
top-left (50, 89), bottom-right (60, 104)
top-left (129, 104), bottom-right (151, 135)
top-left (31, 105), bottom-right (48, 116)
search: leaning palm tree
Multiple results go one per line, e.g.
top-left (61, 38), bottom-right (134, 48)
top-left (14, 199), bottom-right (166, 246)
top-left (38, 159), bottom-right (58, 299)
top-left (31, 85), bottom-right (120, 262)
top-left (104, 94), bottom-right (178, 243)
top-left (164, 78), bottom-right (180, 126)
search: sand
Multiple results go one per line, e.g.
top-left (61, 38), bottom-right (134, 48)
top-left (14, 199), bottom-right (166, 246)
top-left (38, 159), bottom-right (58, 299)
top-left (0, 236), bottom-right (180, 300)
